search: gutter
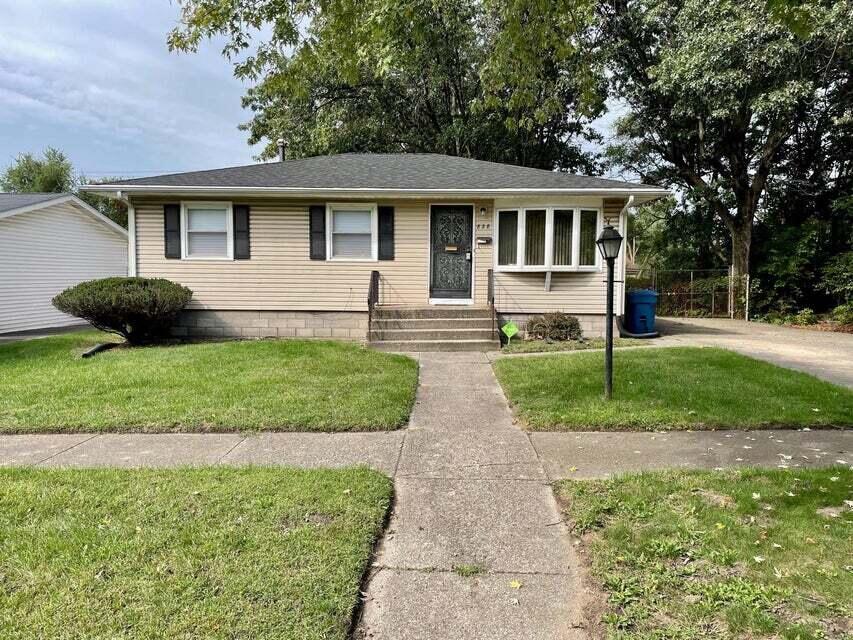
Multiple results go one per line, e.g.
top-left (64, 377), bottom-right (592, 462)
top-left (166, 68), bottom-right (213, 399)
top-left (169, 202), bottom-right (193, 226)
top-left (79, 185), bottom-right (671, 200)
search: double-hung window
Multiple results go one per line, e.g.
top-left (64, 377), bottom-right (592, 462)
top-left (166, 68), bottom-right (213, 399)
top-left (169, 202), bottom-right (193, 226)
top-left (326, 203), bottom-right (378, 261)
top-left (182, 202), bottom-right (233, 260)
top-left (495, 206), bottom-right (601, 271)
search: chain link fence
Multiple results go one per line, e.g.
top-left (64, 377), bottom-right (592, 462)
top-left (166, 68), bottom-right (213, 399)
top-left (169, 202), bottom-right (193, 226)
top-left (627, 268), bottom-right (751, 319)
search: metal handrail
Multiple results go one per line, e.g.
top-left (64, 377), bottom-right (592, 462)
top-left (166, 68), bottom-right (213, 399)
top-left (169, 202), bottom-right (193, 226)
top-left (367, 270), bottom-right (380, 341)
top-left (487, 268), bottom-right (496, 340)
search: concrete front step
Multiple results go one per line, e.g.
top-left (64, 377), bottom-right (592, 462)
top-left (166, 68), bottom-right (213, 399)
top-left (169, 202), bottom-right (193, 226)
top-left (371, 328), bottom-right (496, 341)
top-left (372, 339), bottom-right (501, 352)
top-left (374, 306), bottom-right (492, 320)
top-left (372, 317), bottom-right (494, 330)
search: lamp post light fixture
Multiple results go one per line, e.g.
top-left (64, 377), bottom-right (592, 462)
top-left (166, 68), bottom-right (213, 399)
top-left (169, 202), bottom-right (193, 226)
top-left (596, 224), bottom-right (623, 400)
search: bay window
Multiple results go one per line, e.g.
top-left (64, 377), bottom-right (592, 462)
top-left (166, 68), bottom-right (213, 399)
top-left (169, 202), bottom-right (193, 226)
top-left (495, 206), bottom-right (602, 271)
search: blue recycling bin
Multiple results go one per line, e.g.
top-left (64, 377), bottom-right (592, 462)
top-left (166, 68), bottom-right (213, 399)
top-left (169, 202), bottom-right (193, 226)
top-left (626, 289), bottom-right (658, 334)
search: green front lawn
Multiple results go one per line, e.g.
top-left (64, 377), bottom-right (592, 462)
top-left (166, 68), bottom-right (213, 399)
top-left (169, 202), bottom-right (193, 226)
top-left (500, 337), bottom-right (646, 354)
top-left (557, 468), bottom-right (852, 639)
top-left (0, 466), bottom-right (392, 640)
top-left (0, 332), bottom-right (418, 432)
top-left (494, 346), bottom-right (853, 430)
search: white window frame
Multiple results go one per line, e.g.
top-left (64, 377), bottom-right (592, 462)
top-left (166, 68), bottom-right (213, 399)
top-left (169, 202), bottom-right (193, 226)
top-left (493, 206), bottom-right (603, 273)
top-left (181, 201), bottom-right (234, 261)
top-left (326, 202), bottom-right (379, 262)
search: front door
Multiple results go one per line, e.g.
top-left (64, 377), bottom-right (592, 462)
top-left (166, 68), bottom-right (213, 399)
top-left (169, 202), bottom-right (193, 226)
top-left (430, 205), bottom-right (473, 299)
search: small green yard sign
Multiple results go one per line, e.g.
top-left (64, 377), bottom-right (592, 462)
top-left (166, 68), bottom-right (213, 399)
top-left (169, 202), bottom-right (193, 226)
top-left (501, 321), bottom-right (519, 344)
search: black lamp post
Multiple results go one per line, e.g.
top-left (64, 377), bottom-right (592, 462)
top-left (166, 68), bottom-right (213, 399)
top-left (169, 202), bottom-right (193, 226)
top-left (596, 224), bottom-right (624, 400)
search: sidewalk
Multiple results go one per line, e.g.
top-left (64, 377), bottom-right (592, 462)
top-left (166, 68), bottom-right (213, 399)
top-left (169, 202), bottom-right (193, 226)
top-left (1, 428), bottom-right (848, 478)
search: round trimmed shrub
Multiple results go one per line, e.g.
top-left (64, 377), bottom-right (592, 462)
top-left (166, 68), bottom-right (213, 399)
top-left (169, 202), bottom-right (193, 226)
top-left (52, 277), bottom-right (193, 345)
top-left (526, 312), bottom-right (583, 341)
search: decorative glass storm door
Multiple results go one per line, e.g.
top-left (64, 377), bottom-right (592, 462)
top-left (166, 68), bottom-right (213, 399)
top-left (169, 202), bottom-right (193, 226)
top-left (430, 205), bottom-right (473, 299)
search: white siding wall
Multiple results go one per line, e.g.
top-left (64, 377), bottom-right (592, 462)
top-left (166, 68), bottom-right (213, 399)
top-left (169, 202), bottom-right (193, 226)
top-left (0, 202), bottom-right (127, 333)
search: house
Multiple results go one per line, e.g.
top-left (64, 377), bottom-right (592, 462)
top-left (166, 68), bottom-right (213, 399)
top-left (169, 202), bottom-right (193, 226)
top-left (0, 193), bottom-right (127, 335)
top-left (82, 153), bottom-right (667, 350)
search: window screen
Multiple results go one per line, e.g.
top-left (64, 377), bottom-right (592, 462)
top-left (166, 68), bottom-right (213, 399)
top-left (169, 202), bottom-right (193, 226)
top-left (553, 209), bottom-right (573, 266)
top-left (331, 209), bottom-right (373, 259)
top-left (579, 209), bottom-right (598, 266)
top-left (186, 206), bottom-right (228, 257)
top-left (524, 209), bottom-right (546, 266)
top-left (497, 210), bottom-right (518, 266)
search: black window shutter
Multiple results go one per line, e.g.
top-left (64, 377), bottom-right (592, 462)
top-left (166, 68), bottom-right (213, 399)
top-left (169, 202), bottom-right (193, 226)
top-left (378, 206), bottom-right (395, 260)
top-left (309, 204), bottom-right (326, 260)
top-left (233, 205), bottom-right (250, 259)
top-left (164, 204), bottom-right (181, 259)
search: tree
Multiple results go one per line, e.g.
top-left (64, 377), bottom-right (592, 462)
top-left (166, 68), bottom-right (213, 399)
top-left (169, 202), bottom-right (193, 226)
top-left (600, 0), bottom-right (852, 275)
top-left (1, 148), bottom-right (128, 228)
top-left (77, 177), bottom-right (129, 229)
top-left (167, 0), bottom-right (600, 172)
top-left (0, 147), bottom-right (74, 193)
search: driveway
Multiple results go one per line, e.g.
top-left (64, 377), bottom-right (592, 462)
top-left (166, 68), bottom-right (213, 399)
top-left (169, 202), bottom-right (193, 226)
top-left (657, 317), bottom-right (853, 388)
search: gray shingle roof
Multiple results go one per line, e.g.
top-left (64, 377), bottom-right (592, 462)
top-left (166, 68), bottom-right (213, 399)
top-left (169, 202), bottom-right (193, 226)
top-left (104, 153), bottom-right (660, 191)
top-left (0, 192), bottom-right (69, 214)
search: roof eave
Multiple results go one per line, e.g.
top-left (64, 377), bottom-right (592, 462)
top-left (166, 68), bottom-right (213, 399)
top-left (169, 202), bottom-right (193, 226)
top-left (80, 184), bottom-right (670, 202)
top-left (0, 194), bottom-right (127, 237)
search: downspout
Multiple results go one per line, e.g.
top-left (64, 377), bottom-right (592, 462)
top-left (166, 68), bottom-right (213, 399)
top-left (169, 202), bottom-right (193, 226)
top-left (616, 195), bottom-right (635, 318)
top-left (117, 190), bottom-right (137, 277)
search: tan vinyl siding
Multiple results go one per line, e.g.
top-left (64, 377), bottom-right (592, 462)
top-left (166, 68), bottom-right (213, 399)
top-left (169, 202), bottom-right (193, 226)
top-left (133, 196), bottom-right (624, 315)
top-left (136, 198), bottom-right (438, 311)
top-left (0, 202), bottom-right (127, 333)
top-left (494, 271), bottom-right (609, 314)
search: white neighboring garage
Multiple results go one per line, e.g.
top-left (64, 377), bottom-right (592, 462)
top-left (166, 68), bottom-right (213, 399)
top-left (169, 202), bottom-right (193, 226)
top-left (0, 193), bottom-right (127, 334)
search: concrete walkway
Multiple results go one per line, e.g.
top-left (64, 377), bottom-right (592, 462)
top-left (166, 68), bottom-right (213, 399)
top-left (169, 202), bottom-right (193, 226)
top-left (356, 352), bottom-right (585, 640)
top-left (657, 317), bottom-right (853, 388)
top-left (3, 428), bottom-right (848, 479)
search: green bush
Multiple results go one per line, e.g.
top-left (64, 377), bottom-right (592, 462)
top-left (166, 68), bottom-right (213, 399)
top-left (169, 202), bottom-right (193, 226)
top-left (791, 308), bottom-right (818, 325)
top-left (53, 277), bottom-right (192, 345)
top-left (819, 252), bottom-right (853, 303)
top-left (526, 312), bottom-right (583, 341)
top-left (831, 303), bottom-right (853, 325)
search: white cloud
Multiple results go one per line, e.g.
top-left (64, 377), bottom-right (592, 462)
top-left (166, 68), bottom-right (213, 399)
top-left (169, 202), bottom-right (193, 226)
top-left (0, 0), bottom-right (258, 176)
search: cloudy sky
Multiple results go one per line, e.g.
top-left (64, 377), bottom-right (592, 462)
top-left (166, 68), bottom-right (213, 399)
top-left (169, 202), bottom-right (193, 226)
top-left (0, 1), bottom-right (621, 182)
top-left (0, 0), bottom-right (257, 180)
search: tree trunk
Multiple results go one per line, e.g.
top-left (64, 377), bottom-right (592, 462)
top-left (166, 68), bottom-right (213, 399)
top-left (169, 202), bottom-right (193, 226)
top-left (730, 222), bottom-right (751, 277)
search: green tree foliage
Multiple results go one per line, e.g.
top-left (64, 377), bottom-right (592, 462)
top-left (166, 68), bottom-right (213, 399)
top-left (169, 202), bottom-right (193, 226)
top-left (819, 252), bottom-right (853, 303)
top-left (77, 177), bottom-right (129, 228)
top-left (628, 197), bottom-right (730, 275)
top-left (601, 0), bottom-right (852, 276)
top-left (167, 0), bottom-right (600, 171)
top-left (0, 147), bottom-right (74, 193)
top-left (1, 148), bottom-right (128, 228)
